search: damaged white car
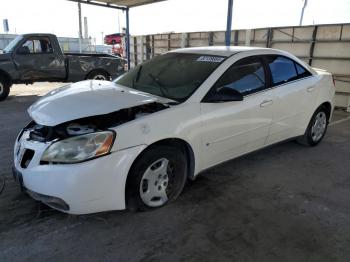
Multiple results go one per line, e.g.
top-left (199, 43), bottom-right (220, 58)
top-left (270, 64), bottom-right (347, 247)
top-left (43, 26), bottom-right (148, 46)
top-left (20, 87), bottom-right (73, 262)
top-left (13, 46), bottom-right (335, 214)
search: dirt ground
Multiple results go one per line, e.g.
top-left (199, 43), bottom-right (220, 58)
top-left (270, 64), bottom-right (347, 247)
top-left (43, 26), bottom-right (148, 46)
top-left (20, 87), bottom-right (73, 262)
top-left (1, 83), bottom-right (350, 262)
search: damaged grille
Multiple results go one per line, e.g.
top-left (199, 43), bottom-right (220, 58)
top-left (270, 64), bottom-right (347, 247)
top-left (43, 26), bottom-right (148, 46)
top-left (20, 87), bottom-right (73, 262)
top-left (26, 122), bottom-right (70, 142)
top-left (20, 149), bottom-right (35, 168)
top-left (29, 125), bottom-right (55, 142)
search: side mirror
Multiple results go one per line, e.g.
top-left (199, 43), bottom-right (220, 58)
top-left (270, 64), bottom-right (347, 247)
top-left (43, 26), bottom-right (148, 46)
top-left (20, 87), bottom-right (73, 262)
top-left (16, 46), bottom-right (30, 55)
top-left (205, 86), bottom-right (244, 103)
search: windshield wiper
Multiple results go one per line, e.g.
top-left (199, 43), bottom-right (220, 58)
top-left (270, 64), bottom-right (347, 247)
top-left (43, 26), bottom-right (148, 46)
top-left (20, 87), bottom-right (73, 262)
top-left (166, 101), bottom-right (180, 106)
top-left (148, 73), bottom-right (168, 97)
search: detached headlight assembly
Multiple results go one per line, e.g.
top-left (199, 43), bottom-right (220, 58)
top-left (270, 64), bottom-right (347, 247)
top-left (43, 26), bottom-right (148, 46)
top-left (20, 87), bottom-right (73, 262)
top-left (41, 131), bottom-right (115, 164)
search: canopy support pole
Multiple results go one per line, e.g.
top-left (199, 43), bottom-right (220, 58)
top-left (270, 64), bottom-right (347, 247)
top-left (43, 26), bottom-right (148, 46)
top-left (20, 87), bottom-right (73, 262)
top-left (225, 0), bottom-right (233, 46)
top-left (78, 2), bottom-right (83, 52)
top-left (125, 7), bottom-right (131, 70)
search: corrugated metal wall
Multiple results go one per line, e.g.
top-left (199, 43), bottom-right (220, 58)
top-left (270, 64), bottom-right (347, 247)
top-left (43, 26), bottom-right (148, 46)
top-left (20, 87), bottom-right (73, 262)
top-left (130, 23), bottom-right (350, 111)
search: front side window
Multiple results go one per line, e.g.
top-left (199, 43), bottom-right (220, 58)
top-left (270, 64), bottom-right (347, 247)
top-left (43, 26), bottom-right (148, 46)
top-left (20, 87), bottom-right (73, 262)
top-left (115, 53), bottom-right (225, 102)
top-left (20, 38), bottom-right (53, 54)
top-left (209, 56), bottom-right (266, 98)
top-left (266, 55), bottom-right (311, 86)
top-left (22, 40), bottom-right (34, 53)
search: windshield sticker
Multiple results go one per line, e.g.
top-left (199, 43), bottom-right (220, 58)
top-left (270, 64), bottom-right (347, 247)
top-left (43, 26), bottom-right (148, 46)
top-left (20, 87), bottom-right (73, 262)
top-left (197, 56), bottom-right (225, 63)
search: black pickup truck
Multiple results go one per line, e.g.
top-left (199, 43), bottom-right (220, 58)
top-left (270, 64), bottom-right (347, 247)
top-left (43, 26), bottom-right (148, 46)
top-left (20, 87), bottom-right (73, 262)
top-left (0, 33), bottom-right (125, 101)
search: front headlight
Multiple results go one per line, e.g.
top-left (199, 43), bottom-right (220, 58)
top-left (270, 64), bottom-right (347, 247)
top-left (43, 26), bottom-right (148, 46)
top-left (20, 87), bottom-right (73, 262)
top-left (41, 131), bottom-right (115, 164)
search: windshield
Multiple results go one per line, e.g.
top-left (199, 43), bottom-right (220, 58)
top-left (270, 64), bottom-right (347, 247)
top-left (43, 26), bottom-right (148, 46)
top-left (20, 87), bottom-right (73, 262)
top-left (114, 53), bottom-right (225, 102)
top-left (3, 35), bottom-right (23, 53)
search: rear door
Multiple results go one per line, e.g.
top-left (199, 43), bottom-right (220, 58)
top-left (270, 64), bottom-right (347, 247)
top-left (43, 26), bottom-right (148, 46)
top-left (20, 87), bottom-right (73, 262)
top-left (13, 37), bottom-right (65, 81)
top-left (200, 56), bottom-right (274, 168)
top-left (263, 55), bottom-right (317, 144)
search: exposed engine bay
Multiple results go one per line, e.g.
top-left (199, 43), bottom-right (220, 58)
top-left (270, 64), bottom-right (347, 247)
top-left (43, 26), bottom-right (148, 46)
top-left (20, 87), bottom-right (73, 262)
top-left (24, 102), bottom-right (168, 142)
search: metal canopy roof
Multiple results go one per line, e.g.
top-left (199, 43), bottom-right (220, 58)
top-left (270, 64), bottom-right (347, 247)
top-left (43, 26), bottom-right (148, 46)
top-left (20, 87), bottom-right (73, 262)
top-left (68, 0), bottom-right (168, 70)
top-left (69, 0), bottom-right (166, 9)
top-left (94, 0), bottom-right (166, 8)
top-left (68, 0), bottom-right (234, 69)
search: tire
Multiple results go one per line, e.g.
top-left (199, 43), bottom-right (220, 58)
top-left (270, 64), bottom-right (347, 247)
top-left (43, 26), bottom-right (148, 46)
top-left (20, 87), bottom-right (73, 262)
top-left (0, 76), bottom-right (11, 102)
top-left (296, 106), bottom-right (329, 146)
top-left (87, 70), bottom-right (110, 81)
top-left (126, 145), bottom-right (187, 211)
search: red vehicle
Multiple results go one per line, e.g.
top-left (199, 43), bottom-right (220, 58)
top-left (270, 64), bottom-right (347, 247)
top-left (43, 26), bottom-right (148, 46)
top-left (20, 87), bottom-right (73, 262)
top-left (104, 33), bottom-right (124, 45)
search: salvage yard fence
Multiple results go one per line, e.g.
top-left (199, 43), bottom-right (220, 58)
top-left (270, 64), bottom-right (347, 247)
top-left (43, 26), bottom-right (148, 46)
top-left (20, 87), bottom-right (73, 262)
top-left (130, 23), bottom-right (350, 112)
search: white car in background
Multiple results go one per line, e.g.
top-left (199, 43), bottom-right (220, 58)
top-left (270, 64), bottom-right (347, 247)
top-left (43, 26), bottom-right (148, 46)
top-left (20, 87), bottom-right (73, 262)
top-left (13, 46), bottom-right (335, 214)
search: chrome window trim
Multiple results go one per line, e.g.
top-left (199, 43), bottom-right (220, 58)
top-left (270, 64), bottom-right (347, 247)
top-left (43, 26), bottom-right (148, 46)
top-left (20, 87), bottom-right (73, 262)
top-left (244, 75), bottom-right (315, 98)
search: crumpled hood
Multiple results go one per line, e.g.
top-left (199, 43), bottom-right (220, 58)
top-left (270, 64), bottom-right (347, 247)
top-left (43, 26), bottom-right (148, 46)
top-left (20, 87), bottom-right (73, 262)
top-left (28, 80), bottom-right (169, 126)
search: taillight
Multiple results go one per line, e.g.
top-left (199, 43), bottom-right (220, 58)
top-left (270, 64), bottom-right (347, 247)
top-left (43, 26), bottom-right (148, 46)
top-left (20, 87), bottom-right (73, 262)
top-left (332, 75), bottom-right (336, 87)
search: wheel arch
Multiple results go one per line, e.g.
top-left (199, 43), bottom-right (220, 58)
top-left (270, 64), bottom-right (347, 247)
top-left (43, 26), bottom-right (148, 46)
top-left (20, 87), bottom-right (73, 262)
top-left (297, 101), bottom-right (332, 146)
top-left (0, 69), bottom-right (13, 85)
top-left (319, 101), bottom-right (332, 121)
top-left (128, 138), bottom-right (196, 183)
top-left (124, 138), bottom-right (195, 210)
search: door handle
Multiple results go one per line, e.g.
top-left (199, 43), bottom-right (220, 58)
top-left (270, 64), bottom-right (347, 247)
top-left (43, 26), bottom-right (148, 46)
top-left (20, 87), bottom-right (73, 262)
top-left (260, 100), bottom-right (273, 108)
top-left (307, 86), bottom-right (316, 92)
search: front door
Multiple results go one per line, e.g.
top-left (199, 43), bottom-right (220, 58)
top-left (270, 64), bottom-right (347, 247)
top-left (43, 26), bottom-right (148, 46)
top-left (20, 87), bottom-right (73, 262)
top-left (200, 56), bottom-right (274, 169)
top-left (14, 37), bottom-right (65, 81)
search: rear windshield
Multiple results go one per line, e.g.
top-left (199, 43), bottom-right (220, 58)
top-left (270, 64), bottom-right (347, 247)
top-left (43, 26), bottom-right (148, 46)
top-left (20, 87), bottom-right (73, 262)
top-left (114, 53), bottom-right (225, 102)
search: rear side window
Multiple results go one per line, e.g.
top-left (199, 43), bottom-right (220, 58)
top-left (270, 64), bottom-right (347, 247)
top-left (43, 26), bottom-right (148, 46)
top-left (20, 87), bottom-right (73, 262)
top-left (212, 56), bottom-right (266, 96)
top-left (266, 55), bottom-right (311, 86)
top-left (295, 63), bottom-right (311, 78)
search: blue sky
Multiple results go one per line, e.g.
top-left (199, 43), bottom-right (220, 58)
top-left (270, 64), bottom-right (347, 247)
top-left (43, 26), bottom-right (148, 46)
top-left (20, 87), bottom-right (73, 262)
top-left (1, 0), bottom-right (350, 44)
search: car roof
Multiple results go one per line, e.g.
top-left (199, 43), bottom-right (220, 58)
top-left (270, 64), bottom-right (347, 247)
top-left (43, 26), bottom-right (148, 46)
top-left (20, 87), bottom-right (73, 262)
top-left (169, 45), bottom-right (316, 76)
top-left (170, 46), bottom-right (267, 57)
top-left (21, 33), bottom-right (56, 38)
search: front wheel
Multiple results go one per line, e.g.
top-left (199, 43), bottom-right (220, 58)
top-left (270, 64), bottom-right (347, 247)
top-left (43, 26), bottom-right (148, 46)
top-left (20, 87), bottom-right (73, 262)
top-left (126, 146), bottom-right (187, 211)
top-left (87, 71), bottom-right (110, 81)
top-left (297, 106), bottom-right (329, 146)
top-left (0, 77), bottom-right (11, 101)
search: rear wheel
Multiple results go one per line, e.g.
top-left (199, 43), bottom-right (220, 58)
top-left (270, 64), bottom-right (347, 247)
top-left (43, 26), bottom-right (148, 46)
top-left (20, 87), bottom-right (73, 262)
top-left (87, 70), bottom-right (110, 81)
top-left (126, 146), bottom-right (187, 211)
top-left (297, 106), bottom-right (329, 146)
top-left (0, 76), bottom-right (11, 101)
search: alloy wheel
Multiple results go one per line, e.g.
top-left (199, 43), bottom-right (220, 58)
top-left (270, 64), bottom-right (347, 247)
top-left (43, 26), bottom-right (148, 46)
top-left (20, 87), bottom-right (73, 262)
top-left (311, 111), bottom-right (327, 142)
top-left (93, 74), bottom-right (107, 80)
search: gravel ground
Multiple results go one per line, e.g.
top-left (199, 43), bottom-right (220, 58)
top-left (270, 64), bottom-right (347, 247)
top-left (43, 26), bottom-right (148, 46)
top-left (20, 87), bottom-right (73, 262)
top-left (1, 83), bottom-right (350, 262)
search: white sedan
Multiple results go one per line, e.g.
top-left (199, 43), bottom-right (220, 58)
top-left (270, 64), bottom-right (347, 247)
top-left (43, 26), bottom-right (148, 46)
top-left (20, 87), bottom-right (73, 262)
top-left (13, 46), bottom-right (335, 214)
